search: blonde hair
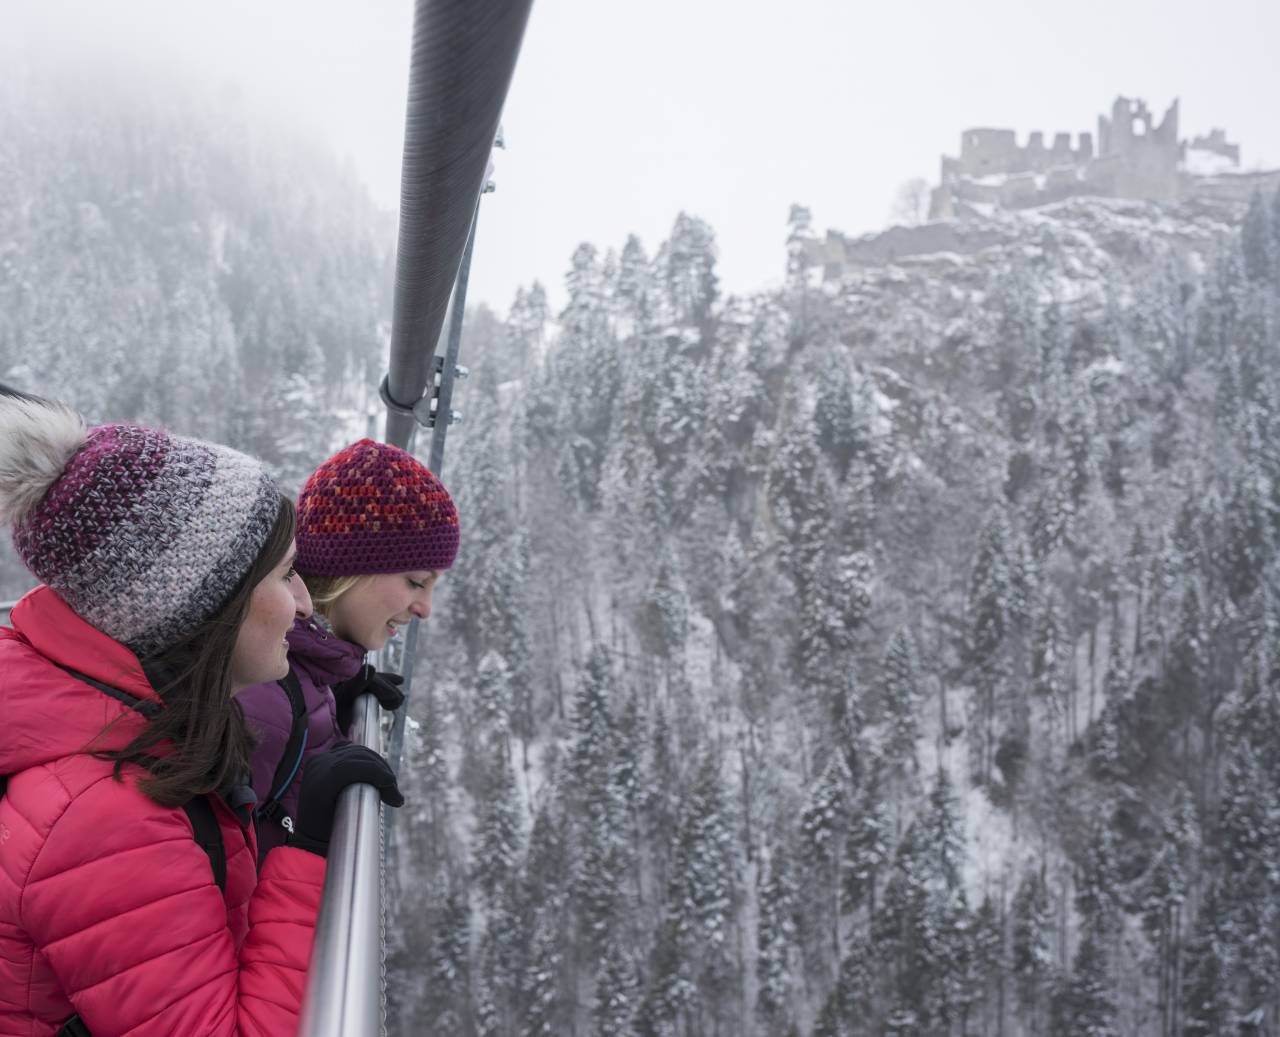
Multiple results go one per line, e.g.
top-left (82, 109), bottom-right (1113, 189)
top-left (303, 573), bottom-right (371, 620)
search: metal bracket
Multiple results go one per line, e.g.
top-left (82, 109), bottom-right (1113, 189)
top-left (379, 371), bottom-right (462, 430)
top-left (433, 355), bottom-right (469, 381)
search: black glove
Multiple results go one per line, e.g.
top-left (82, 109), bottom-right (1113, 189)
top-left (332, 664), bottom-right (406, 731)
top-left (289, 743), bottom-right (404, 857)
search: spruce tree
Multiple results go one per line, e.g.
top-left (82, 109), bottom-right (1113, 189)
top-left (801, 754), bottom-right (852, 960)
top-left (919, 769), bottom-right (971, 1032)
top-left (843, 767), bottom-right (890, 914)
top-left (1181, 886), bottom-right (1233, 1037)
top-left (566, 646), bottom-right (631, 956)
top-left (1141, 841), bottom-right (1186, 1037)
top-left (1223, 464), bottom-right (1271, 604)
top-left (665, 750), bottom-right (736, 1023)
top-left (519, 908), bottom-right (564, 1037)
top-left (1052, 925), bottom-right (1117, 1037)
top-left (756, 841), bottom-right (799, 1028)
top-left (1076, 823), bottom-right (1121, 936)
top-left (593, 940), bottom-right (640, 1037)
top-left (1012, 868), bottom-right (1054, 1032)
top-left (968, 509), bottom-right (1013, 782)
top-left (786, 203), bottom-right (815, 291)
top-left (472, 736), bottom-right (522, 908)
top-left (882, 627), bottom-right (923, 775)
top-left (426, 887), bottom-right (472, 1037)
top-left (814, 360), bottom-right (878, 479)
top-left (1242, 190), bottom-right (1274, 283)
top-left (657, 211), bottom-right (718, 330)
top-left (1218, 721), bottom-right (1280, 1011)
top-left (970, 893), bottom-right (1006, 1035)
top-left (1032, 593), bottom-right (1067, 729)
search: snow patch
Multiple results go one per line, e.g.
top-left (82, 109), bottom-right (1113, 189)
top-left (1182, 148), bottom-right (1239, 177)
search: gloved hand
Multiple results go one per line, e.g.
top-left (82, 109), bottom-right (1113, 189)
top-left (289, 743), bottom-right (404, 857)
top-left (332, 664), bottom-right (406, 731)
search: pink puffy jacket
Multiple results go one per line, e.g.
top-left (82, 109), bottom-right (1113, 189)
top-left (0, 587), bottom-right (326, 1036)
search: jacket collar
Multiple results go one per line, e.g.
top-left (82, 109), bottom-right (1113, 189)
top-left (0, 586), bottom-right (155, 775)
top-left (285, 616), bottom-right (366, 687)
top-left (11, 585), bottom-right (162, 705)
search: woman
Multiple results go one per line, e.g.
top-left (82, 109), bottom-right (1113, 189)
top-left (238, 438), bottom-right (458, 860)
top-left (0, 387), bottom-right (402, 1037)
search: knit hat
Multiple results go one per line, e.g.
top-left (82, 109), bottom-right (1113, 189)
top-left (295, 439), bottom-right (459, 577)
top-left (0, 387), bottom-right (282, 657)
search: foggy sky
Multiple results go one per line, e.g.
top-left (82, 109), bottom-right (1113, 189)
top-left (7, 0), bottom-right (1279, 314)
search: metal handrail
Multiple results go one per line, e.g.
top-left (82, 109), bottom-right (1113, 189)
top-left (297, 691), bottom-right (384, 1036)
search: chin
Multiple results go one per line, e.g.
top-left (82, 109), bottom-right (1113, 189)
top-left (230, 656), bottom-right (290, 693)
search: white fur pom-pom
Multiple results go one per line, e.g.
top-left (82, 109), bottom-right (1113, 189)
top-left (0, 387), bottom-right (88, 527)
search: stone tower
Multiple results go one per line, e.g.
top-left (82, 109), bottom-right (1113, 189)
top-left (1091, 97), bottom-right (1181, 202)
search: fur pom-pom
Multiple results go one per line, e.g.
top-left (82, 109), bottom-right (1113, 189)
top-left (0, 385), bottom-right (87, 527)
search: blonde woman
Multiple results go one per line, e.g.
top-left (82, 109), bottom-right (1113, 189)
top-left (238, 439), bottom-right (458, 860)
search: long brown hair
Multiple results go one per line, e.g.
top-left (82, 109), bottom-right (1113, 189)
top-left (96, 496), bottom-right (296, 807)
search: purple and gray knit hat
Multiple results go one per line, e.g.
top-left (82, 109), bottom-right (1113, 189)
top-left (0, 389), bottom-right (281, 657)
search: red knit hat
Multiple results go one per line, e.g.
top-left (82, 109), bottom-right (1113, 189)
top-left (295, 439), bottom-right (459, 577)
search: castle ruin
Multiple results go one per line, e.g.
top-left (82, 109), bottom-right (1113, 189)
top-left (804, 96), bottom-right (1280, 278)
top-left (926, 96), bottom-right (1279, 221)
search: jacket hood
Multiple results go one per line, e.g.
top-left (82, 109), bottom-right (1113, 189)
top-left (284, 616), bottom-right (365, 688)
top-left (0, 585), bottom-right (156, 777)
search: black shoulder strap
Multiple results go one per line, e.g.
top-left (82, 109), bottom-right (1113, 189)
top-left (54, 664), bottom-right (161, 718)
top-left (56, 1014), bottom-right (94, 1037)
top-left (182, 795), bottom-right (227, 893)
top-left (35, 667), bottom-right (230, 893)
top-left (256, 671), bottom-right (309, 820)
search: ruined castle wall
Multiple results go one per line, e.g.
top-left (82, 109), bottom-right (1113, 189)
top-left (1187, 169), bottom-right (1280, 204)
top-left (1187, 129), bottom-right (1241, 166)
top-left (1088, 150), bottom-right (1181, 202)
top-left (952, 127), bottom-right (1092, 180)
top-left (829, 222), bottom-right (1011, 268)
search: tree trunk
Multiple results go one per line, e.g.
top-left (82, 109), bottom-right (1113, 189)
top-left (1087, 622), bottom-right (1097, 725)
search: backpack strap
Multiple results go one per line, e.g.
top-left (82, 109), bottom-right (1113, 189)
top-left (55, 1014), bottom-right (94, 1037)
top-left (44, 667), bottom-right (230, 895)
top-left (254, 671), bottom-right (308, 825)
top-left (182, 795), bottom-right (227, 893)
top-left (53, 664), bottom-right (161, 718)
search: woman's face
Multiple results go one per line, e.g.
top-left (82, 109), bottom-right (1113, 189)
top-left (229, 542), bottom-right (313, 690)
top-left (328, 571), bottom-right (438, 651)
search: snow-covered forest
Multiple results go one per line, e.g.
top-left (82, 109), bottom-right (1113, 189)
top-left (5, 66), bottom-right (1280, 1037)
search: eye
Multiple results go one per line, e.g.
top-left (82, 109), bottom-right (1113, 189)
top-left (407, 577), bottom-right (426, 590)
top-left (284, 566), bottom-right (297, 581)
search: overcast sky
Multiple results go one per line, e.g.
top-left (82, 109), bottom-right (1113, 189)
top-left (9, 0), bottom-right (1279, 314)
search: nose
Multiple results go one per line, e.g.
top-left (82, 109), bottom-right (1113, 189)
top-left (409, 585), bottom-right (434, 621)
top-left (292, 575), bottom-right (314, 620)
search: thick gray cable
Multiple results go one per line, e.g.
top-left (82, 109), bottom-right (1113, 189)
top-left (383, 0), bottom-right (533, 450)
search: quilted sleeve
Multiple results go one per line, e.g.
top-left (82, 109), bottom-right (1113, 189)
top-left (19, 773), bottom-right (325, 1037)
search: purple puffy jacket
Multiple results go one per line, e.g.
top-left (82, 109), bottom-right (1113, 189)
top-left (236, 616), bottom-right (365, 861)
